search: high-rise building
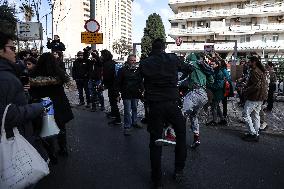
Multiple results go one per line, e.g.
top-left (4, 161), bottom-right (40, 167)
top-left (52, 0), bottom-right (133, 58)
top-left (168, 0), bottom-right (284, 61)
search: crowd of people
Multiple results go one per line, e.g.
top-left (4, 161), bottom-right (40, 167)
top-left (0, 31), bottom-right (278, 189)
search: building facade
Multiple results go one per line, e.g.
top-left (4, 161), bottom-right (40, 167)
top-left (52, 0), bottom-right (133, 58)
top-left (168, 0), bottom-right (284, 61)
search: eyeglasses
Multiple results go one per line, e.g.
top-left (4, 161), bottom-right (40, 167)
top-left (5, 46), bottom-right (16, 52)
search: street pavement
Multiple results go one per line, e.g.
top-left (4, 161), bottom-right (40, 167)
top-left (35, 106), bottom-right (284, 189)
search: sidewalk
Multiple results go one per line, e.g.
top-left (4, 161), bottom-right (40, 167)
top-left (65, 82), bottom-right (284, 136)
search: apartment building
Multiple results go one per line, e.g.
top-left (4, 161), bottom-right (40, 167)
top-left (168, 0), bottom-right (284, 61)
top-left (52, 0), bottom-right (133, 58)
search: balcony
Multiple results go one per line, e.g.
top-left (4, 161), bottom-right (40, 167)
top-left (169, 2), bottom-right (284, 21)
top-left (169, 0), bottom-right (247, 13)
top-left (167, 40), bottom-right (284, 53)
top-left (169, 24), bottom-right (284, 37)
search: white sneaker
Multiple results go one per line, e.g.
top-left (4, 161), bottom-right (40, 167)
top-left (259, 122), bottom-right (268, 131)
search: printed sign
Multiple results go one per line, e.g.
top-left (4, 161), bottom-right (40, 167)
top-left (81, 32), bottom-right (103, 44)
top-left (204, 45), bottom-right (214, 54)
top-left (17, 22), bottom-right (43, 40)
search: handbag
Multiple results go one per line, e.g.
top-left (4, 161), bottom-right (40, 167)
top-left (0, 104), bottom-right (50, 189)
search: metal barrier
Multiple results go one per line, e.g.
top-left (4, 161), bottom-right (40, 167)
top-left (64, 58), bottom-right (74, 77)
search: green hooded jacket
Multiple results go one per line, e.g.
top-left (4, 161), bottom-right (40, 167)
top-left (185, 53), bottom-right (214, 91)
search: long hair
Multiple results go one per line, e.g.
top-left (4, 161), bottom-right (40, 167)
top-left (101, 49), bottom-right (113, 62)
top-left (249, 56), bottom-right (266, 73)
top-left (36, 52), bottom-right (69, 83)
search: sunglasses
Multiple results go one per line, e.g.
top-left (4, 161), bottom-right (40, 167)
top-left (5, 46), bottom-right (16, 52)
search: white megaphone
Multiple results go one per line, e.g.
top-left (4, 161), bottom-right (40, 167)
top-left (40, 97), bottom-right (60, 138)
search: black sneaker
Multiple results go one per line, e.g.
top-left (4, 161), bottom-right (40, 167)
top-left (78, 102), bottom-right (84, 106)
top-left (123, 128), bottom-right (131, 136)
top-left (242, 133), bottom-right (259, 142)
top-left (173, 169), bottom-right (184, 183)
top-left (132, 123), bottom-right (143, 129)
top-left (141, 118), bottom-right (148, 124)
top-left (190, 140), bottom-right (200, 149)
top-left (108, 120), bottom-right (122, 125)
top-left (206, 121), bottom-right (217, 126)
top-left (106, 112), bottom-right (116, 119)
top-left (218, 119), bottom-right (227, 125)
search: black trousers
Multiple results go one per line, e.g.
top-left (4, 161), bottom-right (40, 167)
top-left (108, 87), bottom-right (121, 121)
top-left (267, 83), bottom-right (276, 111)
top-left (76, 79), bottom-right (90, 104)
top-left (222, 97), bottom-right (228, 117)
top-left (148, 100), bottom-right (187, 183)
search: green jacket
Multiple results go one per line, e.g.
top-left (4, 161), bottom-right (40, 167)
top-left (186, 53), bottom-right (214, 91)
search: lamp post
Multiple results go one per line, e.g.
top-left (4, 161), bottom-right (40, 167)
top-left (90, 0), bottom-right (96, 50)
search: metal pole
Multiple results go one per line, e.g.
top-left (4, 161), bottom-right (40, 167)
top-left (90, 0), bottom-right (96, 50)
top-left (51, 3), bottom-right (54, 39)
top-left (234, 41), bottom-right (237, 66)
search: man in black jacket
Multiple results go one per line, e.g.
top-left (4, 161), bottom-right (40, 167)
top-left (117, 54), bottom-right (143, 135)
top-left (47, 35), bottom-right (66, 52)
top-left (89, 50), bottom-right (104, 111)
top-left (72, 51), bottom-right (91, 107)
top-left (101, 49), bottom-right (121, 125)
top-left (0, 31), bottom-right (46, 159)
top-left (139, 39), bottom-right (187, 188)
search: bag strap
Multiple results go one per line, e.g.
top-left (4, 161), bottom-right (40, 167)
top-left (1, 104), bottom-right (12, 137)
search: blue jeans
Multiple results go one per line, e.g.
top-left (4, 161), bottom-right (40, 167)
top-left (123, 99), bottom-right (138, 128)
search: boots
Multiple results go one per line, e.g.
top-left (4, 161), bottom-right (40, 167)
top-left (190, 134), bottom-right (200, 149)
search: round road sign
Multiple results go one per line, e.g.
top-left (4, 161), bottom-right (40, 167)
top-left (84, 19), bottom-right (100, 33)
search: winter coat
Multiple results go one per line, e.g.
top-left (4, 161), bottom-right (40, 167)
top-left (47, 39), bottom-right (66, 52)
top-left (139, 52), bottom-right (182, 102)
top-left (102, 60), bottom-right (117, 88)
top-left (72, 58), bottom-right (90, 80)
top-left (89, 58), bottom-right (103, 81)
top-left (210, 68), bottom-right (231, 102)
top-left (0, 58), bottom-right (47, 159)
top-left (117, 63), bottom-right (143, 99)
top-left (185, 53), bottom-right (214, 91)
top-left (243, 66), bottom-right (268, 101)
top-left (29, 77), bottom-right (74, 126)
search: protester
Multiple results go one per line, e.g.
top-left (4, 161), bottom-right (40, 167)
top-left (30, 47), bottom-right (39, 59)
top-left (139, 38), bottom-right (187, 188)
top-left (117, 54), bottom-right (143, 136)
top-left (72, 51), bottom-right (91, 107)
top-left (89, 50), bottom-right (104, 111)
top-left (53, 51), bottom-right (66, 71)
top-left (29, 52), bottom-right (74, 160)
top-left (207, 59), bottom-right (231, 126)
top-left (182, 52), bottom-right (214, 148)
top-left (242, 56), bottom-right (268, 142)
top-left (265, 61), bottom-right (277, 111)
top-left (101, 49), bottom-right (121, 125)
top-left (0, 32), bottom-right (48, 163)
top-left (47, 35), bottom-right (66, 52)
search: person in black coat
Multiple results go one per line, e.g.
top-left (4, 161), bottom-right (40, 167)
top-left (117, 54), bottom-right (143, 135)
top-left (72, 51), bottom-right (91, 106)
top-left (101, 49), bottom-right (121, 125)
top-left (29, 52), bottom-right (74, 159)
top-left (0, 32), bottom-right (47, 161)
top-left (47, 35), bottom-right (66, 52)
top-left (139, 39), bottom-right (187, 188)
top-left (89, 50), bottom-right (104, 111)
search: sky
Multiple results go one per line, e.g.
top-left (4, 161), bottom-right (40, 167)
top-left (9, 0), bottom-right (174, 46)
top-left (132, 0), bottom-right (174, 42)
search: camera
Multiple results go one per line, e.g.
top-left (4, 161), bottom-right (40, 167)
top-left (20, 76), bottom-right (30, 85)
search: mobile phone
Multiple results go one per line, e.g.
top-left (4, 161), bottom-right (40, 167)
top-left (20, 76), bottom-right (30, 85)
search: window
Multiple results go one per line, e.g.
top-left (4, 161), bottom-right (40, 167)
top-left (240, 35), bottom-right (250, 43)
top-left (273, 34), bottom-right (279, 42)
top-left (181, 25), bottom-right (186, 29)
top-left (171, 23), bottom-right (178, 27)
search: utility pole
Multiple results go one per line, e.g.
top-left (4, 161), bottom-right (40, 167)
top-left (90, 0), bottom-right (96, 50)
